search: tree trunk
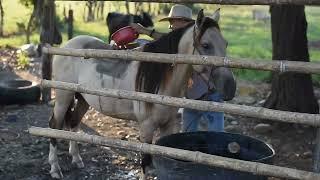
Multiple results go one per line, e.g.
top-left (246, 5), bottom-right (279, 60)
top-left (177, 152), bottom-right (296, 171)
top-left (26, 2), bottom-right (37, 44)
top-left (86, 1), bottom-right (95, 22)
top-left (0, 0), bottom-right (4, 36)
top-left (99, 2), bottom-right (104, 20)
top-left (136, 2), bottom-right (143, 15)
top-left (148, 3), bottom-right (151, 14)
top-left (67, 9), bottom-right (73, 40)
top-left (125, 0), bottom-right (130, 14)
top-left (93, 1), bottom-right (98, 19)
top-left (40, 0), bottom-right (62, 102)
top-left (63, 5), bottom-right (66, 20)
top-left (83, 5), bottom-right (86, 21)
top-left (96, 3), bottom-right (100, 19)
top-left (35, 0), bottom-right (43, 25)
top-left (264, 5), bottom-right (319, 114)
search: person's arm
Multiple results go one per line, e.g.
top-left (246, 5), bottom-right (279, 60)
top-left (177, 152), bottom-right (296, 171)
top-left (130, 23), bottom-right (164, 40)
top-left (147, 28), bottom-right (165, 40)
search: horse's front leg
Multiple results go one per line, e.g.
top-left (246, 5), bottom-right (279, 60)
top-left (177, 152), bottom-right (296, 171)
top-left (139, 118), bottom-right (157, 180)
top-left (49, 112), bottom-right (64, 179)
top-left (49, 90), bottom-right (75, 179)
top-left (159, 113), bottom-right (181, 138)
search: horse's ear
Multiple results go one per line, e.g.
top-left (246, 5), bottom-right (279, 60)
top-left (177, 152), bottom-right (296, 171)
top-left (211, 8), bottom-right (220, 23)
top-left (196, 9), bottom-right (204, 28)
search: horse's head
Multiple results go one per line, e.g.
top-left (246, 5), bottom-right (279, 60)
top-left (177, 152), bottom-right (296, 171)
top-left (179, 9), bottom-right (236, 101)
top-left (140, 12), bottom-right (154, 27)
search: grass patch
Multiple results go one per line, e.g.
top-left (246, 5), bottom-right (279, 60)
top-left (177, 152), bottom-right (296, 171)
top-left (16, 51), bottom-right (30, 69)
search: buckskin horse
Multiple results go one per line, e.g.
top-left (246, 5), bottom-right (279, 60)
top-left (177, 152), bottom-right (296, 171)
top-left (48, 9), bottom-right (236, 179)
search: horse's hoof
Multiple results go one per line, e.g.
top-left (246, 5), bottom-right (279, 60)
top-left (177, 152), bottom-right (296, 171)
top-left (72, 160), bottom-right (84, 169)
top-left (139, 174), bottom-right (147, 180)
top-left (50, 163), bottom-right (63, 179)
top-left (139, 167), bottom-right (147, 180)
top-left (50, 171), bottom-right (63, 179)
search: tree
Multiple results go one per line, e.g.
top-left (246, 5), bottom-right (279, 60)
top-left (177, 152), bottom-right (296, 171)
top-left (0, 0), bottom-right (4, 36)
top-left (19, 0), bottom-right (43, 43)
top-left (95, 2), bottom-right (104, 20)
top-left (264, 5), bottom-right (319, 114)
top-left (134, 2), bottom-right (143, 15)
top-left (99, 2), bottom-right (104, 19)
top-left (85, 1), bottom-right (97, 22)
top-left (125, 0), bottom-right (130, 14)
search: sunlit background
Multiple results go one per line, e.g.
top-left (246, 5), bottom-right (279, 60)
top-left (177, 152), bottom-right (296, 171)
top-left (1, 0), bottom-right (320, 82)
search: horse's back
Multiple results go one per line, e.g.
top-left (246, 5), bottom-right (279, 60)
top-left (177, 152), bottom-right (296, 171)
top-left (63, 35), bottom-right (108, 49)
top-left (52, 35), bottom-right (140, 121)
top-left (53, 35), bottom-right (110, 82)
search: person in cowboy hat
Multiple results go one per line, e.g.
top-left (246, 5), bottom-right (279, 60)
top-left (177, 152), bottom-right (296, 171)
top-left (132, 5), bottom-right (227, 132)
top-left (130, 4), bottom-right (194, 40)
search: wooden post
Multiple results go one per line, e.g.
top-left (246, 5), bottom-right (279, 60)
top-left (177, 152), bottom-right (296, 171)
top-left (314, 129), bottom-right (320, 172)
top-left (40, 0), bottom-right (61, 103)
top-left (0, 0), bottom-right (4, 37)
top-left (67, 9), bottom-right (73, 40)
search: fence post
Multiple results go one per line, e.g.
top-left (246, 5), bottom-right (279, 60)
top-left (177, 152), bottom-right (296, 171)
top-left (314, 129), bottom-right (320, 172)
top-left (40, 0), bottom-right (61, 103)
top-left (67, 9), bottom-right (73, 40)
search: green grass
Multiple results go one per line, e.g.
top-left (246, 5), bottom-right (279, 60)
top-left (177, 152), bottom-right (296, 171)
top-left (1, 1), bottom-right (320, 83)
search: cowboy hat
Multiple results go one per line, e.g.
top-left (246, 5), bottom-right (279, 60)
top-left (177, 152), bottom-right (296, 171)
top-left (159, 4), bottom-right (193, 22)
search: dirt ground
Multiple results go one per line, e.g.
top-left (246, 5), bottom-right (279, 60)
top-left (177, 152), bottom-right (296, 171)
top-left (0, 47), bottom-right (319, 180)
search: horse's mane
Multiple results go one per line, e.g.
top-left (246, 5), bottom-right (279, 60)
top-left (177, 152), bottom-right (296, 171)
top-left (135, 18), bottom-right (220, 96)
top-left (196, 17), bottom-right (220, 43)
top-left (135, 22), bottom-right (194, 94)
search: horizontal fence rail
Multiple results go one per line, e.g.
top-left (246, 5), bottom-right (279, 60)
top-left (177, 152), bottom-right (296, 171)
top-left (29, 127), bottom-right (320, 180)
top-left (42, 80), bottom-right (320, 127)
top-left (54, 0), bottom-right (320, 5)
top-left (43, 47), bottom-right (320, 74)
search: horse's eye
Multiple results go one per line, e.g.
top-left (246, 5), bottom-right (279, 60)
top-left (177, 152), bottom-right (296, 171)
top-left (201, 43), bottom-right (210, 49)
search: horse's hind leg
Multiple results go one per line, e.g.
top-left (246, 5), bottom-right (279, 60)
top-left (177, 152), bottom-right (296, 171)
top-left (66, 93), bottom-right (89, 169)
top-left (139, 118), bottom-right (157, 180)
top-left (49, 89), bottom-right (75, 179)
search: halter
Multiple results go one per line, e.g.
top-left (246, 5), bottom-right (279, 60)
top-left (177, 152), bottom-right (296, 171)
top-left (191, 24), bottom-right (217, 98)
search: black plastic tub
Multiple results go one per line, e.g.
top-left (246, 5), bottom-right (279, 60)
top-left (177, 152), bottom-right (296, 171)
top-left (153, 131), bottom-right (275, 180)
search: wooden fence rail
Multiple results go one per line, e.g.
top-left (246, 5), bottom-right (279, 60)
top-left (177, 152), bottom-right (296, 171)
top-left (29, 127), bottom-right (320, 180)
top-left (54, 0), bottom-right (320, 5)
top-left (42, 46), bottom-right (320, 74)
top-left (42, 80), bottom-right (320, 127)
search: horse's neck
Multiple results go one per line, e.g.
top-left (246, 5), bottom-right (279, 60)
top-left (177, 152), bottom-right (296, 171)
top-left (178, 25), bottom-right (196, 54)
top-left (159, 26), bottom-right (195, 97)
top-left (161, 64), bottom-right (192, 97)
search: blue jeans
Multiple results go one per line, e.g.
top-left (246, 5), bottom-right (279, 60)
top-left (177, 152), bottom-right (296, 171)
top-left (182, 92), bottom-right (224, 132)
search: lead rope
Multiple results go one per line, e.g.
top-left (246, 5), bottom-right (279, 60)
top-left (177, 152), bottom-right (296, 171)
top-left (184, 25), bottom-right (216, 132)
top-left (184, 26), bottom-right (200, 132)
top-left (191, 25), bottom-right (216, 99)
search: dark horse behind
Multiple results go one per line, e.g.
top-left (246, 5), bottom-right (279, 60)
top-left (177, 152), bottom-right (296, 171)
top-left (106, 12), bottom-right (154, 42)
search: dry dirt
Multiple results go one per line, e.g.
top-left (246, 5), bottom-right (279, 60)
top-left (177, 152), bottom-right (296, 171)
top-left (0, 47), bottom-right (319, 180)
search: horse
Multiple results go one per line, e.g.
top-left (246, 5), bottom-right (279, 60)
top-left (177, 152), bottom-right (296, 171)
top-left (48, 9), bottom-right (236, 179)
top-left (106, 11), bottom-right (154, 43)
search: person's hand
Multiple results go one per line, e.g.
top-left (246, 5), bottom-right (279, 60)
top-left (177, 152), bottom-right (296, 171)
top-left (130, 23), bottom-right (148, 35)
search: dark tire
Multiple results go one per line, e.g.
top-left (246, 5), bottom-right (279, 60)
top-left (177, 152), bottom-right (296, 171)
top-left (0, 79), bottom-right (41, 105)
